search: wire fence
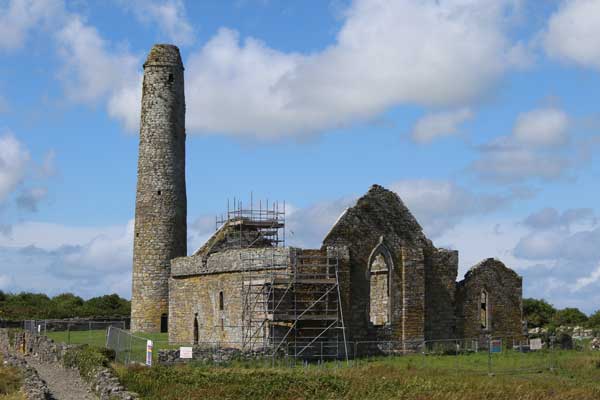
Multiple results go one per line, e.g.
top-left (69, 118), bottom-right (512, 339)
top-left (20, 321), bottom-right (599, 375)
top-left (102, 329), bottom-right (598, 375)
top-left (23, 319), bottom-right (126, 345)
top-left (106, 326), bottom-right (150, 365)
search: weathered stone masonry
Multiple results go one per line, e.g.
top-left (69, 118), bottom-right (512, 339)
top-left (131, 44), bottom-right (187, 333)
top-left (455, 258), bottom-right (523, 339)
top-left (130, 44), bottom-right (523, 348)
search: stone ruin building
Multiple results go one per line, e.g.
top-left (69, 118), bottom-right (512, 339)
top-left (131, 44), bottom-right (523, 360)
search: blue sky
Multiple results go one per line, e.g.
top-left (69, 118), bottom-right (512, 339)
top-left (1, 0), bottom-right (600, 313)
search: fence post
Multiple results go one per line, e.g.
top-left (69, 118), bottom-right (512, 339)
top-left (116, 328), bottom-right (121, 364)
top-left (455, 339), bottom-right (459, 373)
top-left (487, 336), bottom-right (492, 376)
top-left (105, 326), bottom-right (111, 349)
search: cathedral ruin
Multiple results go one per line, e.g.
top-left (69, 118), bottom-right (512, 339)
top-left (131, 44), bottom-right (523, 360)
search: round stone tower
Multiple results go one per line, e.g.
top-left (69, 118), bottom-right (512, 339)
top-left (131, 44), bottom-right (187, 333)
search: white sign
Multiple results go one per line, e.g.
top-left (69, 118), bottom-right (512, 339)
top-left (180, 346), bottom-right (193, 359)
top-left (146, 340), bottom-right (153, 366)
top-left (530, 338), bottom-right (543, 350)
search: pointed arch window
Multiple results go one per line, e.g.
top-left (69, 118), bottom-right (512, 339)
top-left (480, 290), bottom-right (489, 330)
top-left (368, 246), bottom-right (392, 326)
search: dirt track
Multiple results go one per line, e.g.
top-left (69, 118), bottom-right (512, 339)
top-left (27, 358), bottom-right (97, 400)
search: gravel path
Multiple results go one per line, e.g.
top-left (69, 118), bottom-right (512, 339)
top-left (27, 358), bottom-right (98, 400)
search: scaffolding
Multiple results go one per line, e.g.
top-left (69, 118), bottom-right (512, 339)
top-left (215, 196), bottom-right (285, 249)
top-left (241, 249), bottom-right (348, 363)
top-left (212, 196), bottom-right (347, 363)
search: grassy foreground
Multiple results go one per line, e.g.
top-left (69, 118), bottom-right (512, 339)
top-left (113, 351), bottom-right (600, 400)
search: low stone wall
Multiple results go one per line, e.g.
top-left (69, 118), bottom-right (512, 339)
top-left (0, 329), bottom-right (138, 400)
top-left (1, 352), bottom-right (51, 400)
top-left (158, 346), bottom-right (273, 366)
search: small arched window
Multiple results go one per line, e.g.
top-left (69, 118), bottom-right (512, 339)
top-left (369, 253), bottom-right (390, 326)
top-left (480, 290), bottom-right (489, 330)
top-left (219, 291), bottom-right (224, 311)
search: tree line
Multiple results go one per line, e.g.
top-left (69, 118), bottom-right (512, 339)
top-left (523, 298), bottom-right (600, 329)
top-left (0, 291), bottom-right (130, 320)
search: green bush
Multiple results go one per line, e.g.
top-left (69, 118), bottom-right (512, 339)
top-left (62, 346), bottom-right (111, 380)
top-left (552, 308), bottom-right (588, 326)
top-left (0, 291), bottom-right (130, 320)
top-left (586, 310), bottom-right (600, 329)
top-left (523, 298), bottom-right (557, 328)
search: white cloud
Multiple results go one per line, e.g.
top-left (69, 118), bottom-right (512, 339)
top-left (543, 0), bottom-right (600, 70)
top-left (571, 264), bottom-right (600, 291)
top-left (435, 217), bottom-right (531, 278)
top-left (410, 108), bottom-right (473, 144)
top-left (513, 107), bottom-right (569, 147)
top-left (0, 0), bottom-right (64, 51)
top-left (0, 132), bottom-right (30, 203)
top-left (54, 15), bottom-right (142, 132)
top-left (471, 106), bottom-right (573, 183)
top-left (472, 146), bottom-right (569, 183)
top-left (119, 0), bottom-right (195, 46)
top-left (55, 16), bottom-right (140, 104)
top-left (522, 207), bottom-right (596, 230)
top-left (390, 179), bottom-right (529, 238)
top-left (107, 76), bottom-right (142, 132)
top-left (2, 0), bottom-right (530, 138)
top-left (284, 180), bottom-right (526, 249)
top-left (508, 207), bottom-right (600, 311)
top-left (0, 220), bottom-right (134, 298)
top-left (286, 196), bottom-right (356, 248)
top-left (0, 221), bottom-right (123, 250)
top-left (183, 0), bottom-right (525, 139)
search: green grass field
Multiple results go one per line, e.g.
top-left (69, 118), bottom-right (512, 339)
top-left (113, 351), bottom-right (600, 400)
top-left (43, 330), bottom-right (600, 399)
top-left (46, 329), bottom-right (110, 347)
top-left (46, 329), bottom-right (173, 364)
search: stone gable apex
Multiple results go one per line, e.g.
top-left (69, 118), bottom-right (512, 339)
top-left (322, 184), bottom-right (429, 247)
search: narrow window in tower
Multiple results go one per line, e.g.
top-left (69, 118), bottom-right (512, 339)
top-left (157, 190), bottom-right (161, 196)
top-left (136, 232), bottom-right (139, 238)
top-left (168, 73), bottom-right (174, 83)
top-left (219, 291), bottom-right (224, 311)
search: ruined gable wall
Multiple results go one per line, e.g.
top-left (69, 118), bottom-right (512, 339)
top-left (424, 248), bottom-right (458, 340)
top-left (455, 259), bottom-right (523, 339)
top-left (322, 185), bottom-right (427, 343)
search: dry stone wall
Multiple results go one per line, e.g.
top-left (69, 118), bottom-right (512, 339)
top-left (0, 330), bottom-right (138, 400)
